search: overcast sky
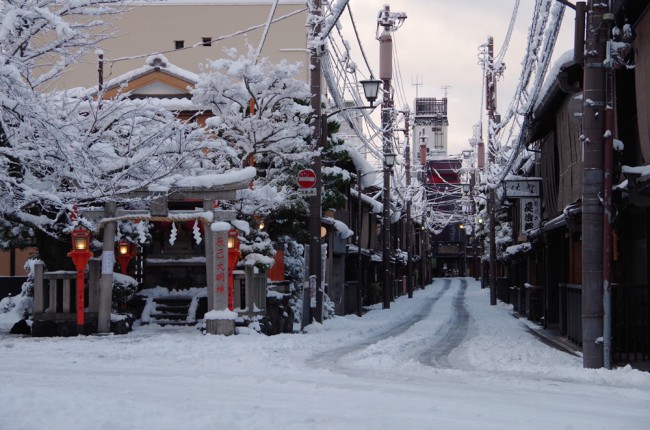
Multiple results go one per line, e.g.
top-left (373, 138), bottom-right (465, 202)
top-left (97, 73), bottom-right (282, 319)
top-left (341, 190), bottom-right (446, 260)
top-left (340, 0), bottom-right (576, 155)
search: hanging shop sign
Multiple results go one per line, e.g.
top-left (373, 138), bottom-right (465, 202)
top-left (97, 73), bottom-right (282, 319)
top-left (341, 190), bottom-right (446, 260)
top-left (504, 178), bottom-right (541, 198)
top-left (520, 197), bottom-right (542, 233)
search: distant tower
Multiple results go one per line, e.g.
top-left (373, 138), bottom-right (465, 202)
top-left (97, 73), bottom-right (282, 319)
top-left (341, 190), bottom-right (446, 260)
top-left (413, 96), bottom-right (449, 161)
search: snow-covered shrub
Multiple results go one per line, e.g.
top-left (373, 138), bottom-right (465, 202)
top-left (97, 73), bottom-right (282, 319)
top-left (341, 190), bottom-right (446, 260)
top-left (112, 273), bottom-right (139, 310)
top-left (0, 258), bottom-right (37, 333)
top-left (239, 229), bottom-right (276, 272)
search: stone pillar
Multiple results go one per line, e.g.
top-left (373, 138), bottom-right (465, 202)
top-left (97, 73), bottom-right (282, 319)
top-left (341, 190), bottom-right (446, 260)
top-left (209, 222), bottom-right (230, 311)
top-left (33, 262), bottom-right (45, 314)
top-left (203, 200), bottom-right (215, 311)
top-left (98, 202), bottom-right (116, 333)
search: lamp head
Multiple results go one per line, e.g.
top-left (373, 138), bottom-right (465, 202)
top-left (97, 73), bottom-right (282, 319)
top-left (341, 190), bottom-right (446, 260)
top-left (71, 225), bottom-right (91, 252)
top-left (118, 240), bottom-right (130, 256)
top-left (384, 152), bottom-right (397, 168)
top-left (227, 229), bottom-right (239, 250)
top-left (359, 79), bottom-right (382, 107)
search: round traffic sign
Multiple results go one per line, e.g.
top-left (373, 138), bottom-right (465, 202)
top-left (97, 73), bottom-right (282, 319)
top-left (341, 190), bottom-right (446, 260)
top-left (297, 169), bottom-right (317, 189)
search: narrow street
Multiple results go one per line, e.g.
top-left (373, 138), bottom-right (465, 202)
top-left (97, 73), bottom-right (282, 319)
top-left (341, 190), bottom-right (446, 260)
top-left (2, 279), bottom-right (649, 429)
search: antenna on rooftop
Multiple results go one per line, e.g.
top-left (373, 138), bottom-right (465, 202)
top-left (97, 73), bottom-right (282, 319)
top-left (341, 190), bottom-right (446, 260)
top-left (441, 85), bottom-right (452, 98)
top-left (412, 74), bottom-right (423, 99)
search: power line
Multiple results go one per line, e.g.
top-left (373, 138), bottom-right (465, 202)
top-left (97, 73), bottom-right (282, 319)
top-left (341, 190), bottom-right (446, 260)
top-left (102, 7), bottom-right (308, 64)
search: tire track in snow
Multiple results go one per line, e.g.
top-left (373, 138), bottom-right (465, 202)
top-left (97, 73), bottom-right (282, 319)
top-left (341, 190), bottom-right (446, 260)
top-left (307, 279), bottom-right (452, 370)
top-left (416, 278), bottom-right (470, 368)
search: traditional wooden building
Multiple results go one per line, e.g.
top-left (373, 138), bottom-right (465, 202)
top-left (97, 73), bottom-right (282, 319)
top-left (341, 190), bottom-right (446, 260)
top-left (498, 0), bottom-right (649, 367)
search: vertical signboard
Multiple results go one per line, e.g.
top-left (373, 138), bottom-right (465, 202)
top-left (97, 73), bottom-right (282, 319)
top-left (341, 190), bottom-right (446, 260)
top-left (211, 229), bottom-right (229, 310)
top-left (520, 198), bottom-right (541, 233)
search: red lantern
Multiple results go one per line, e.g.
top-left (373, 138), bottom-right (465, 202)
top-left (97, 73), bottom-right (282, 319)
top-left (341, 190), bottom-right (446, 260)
top-left (67, 225), bottom-right (93, 335)
top-left (116, 239), bottom-right (133, 275)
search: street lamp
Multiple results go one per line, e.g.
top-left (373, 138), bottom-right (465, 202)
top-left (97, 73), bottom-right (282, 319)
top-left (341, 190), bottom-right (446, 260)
top-left (461, 182), bottom-right (471, 195)
top-left (384, 152), bottom-right (397, 169)
top-left (359, 78), bottom-right (382, 107)
top-left (68, 225), bottom-right (93, 335)
top-left (308, 78), bottom-right (382, 324)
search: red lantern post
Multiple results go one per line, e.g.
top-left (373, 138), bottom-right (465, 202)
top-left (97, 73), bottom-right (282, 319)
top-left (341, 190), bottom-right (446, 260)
top-left (227, 229), bottom-right (240, 311)
top-left (67, 225), bottom-right (93, 335)
top-left (116, 239), bottom-right (133, 275)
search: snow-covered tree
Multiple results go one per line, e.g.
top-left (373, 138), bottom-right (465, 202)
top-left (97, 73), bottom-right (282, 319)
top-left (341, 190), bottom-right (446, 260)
top-left (191, 46), bottom-right (315, 219)
top-left (0, 1), bottom-right (212, 267)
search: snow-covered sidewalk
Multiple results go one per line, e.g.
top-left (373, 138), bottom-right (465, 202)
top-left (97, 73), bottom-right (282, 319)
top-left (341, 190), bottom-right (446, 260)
top-left (1, 278), bottom-right (648, 430)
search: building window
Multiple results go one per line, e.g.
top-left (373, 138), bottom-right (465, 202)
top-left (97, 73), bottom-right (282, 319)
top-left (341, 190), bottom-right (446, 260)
top-left (202, 37), bottom-right (212, 46)
top-left (175, 40), bottom-right (184, 50)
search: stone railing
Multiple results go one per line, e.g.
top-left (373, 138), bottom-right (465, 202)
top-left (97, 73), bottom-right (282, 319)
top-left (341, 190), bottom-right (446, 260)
top-left (32, 260), bottom-right (101, 334)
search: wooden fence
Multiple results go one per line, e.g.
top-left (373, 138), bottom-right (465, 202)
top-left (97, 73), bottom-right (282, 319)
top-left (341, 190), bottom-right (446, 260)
top-left (560, 283), bottom-right (650, 363)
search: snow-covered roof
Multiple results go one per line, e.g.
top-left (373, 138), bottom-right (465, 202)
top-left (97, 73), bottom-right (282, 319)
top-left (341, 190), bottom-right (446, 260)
top-left (504, 242), bottom-right (532, 256)
top-left (103, 54), bottom-right (199, 95)
top-left (534, 49), bottom-right (574, 112)
top-left (343, 143), bottom-right (380, 189)
top-left (150, 166), bottom-right (256, 192)
top-left (350, 189), bottom-right (383, 214)
top-left (322, 217), bottom-right (353, 240)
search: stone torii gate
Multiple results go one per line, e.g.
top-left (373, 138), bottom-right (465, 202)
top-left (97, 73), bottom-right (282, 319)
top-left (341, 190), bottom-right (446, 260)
top-left (85, 168), bottom-right (255, 335)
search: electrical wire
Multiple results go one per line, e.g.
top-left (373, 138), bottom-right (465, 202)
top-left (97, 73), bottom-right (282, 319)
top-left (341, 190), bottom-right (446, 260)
top-left (102, 7), bottom-right (308, 65)
top-left (489, 0), bottom-right (566, 188)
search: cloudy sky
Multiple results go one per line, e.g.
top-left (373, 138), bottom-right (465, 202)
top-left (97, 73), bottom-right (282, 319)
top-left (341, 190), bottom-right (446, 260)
top-left (340, 0), bottom-right (576, 155)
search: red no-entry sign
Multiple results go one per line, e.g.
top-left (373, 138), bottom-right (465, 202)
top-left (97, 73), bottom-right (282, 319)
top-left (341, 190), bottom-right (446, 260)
top-left (297, 169), bottom-right (317, 189)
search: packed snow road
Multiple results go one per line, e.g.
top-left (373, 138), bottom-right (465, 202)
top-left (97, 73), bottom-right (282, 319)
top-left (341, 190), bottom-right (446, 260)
top-left (1, 278), bottom-right (649, 430)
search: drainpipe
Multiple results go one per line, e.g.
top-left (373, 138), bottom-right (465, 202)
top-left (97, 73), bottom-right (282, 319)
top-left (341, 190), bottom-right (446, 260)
top-left (603, 34), bottom-right (615, 370)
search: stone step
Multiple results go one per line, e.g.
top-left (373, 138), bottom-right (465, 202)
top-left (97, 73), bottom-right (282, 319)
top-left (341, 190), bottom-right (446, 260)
top-left (150, 312), bottom-right (188, 320)
top-left (155, 304), bottom-right (189, 313)
top-left (142, 295), bottom-right (198, 326)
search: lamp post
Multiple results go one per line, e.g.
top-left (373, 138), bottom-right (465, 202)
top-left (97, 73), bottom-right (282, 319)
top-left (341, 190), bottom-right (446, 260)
top-left (67, 225), bottom-right (92, 335)
top-left (377, 4), bottom-right (406, 309)
top-left (382, 151), bottom-right (396, 309)
top-left (460, 182), bottom-right (472, 278)
top-left (116, 239), bottom-right (133, 275)
top-left (227, 229), bottom-right (240, 311)
top-left (307, 81), bottom-right (381, 324)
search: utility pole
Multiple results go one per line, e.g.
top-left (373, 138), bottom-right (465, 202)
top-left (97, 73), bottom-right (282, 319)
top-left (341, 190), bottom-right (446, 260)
top-left (485, 36), bottom-right (498, 306)
top-left (404, 111), bottom-right (413, 298)
top-left (378, 4), bottom-right (406, 309)
top-left (581, 0), bottom-right (608, 369)
top-left (380, 15), bottom-right (393, 310)
top-left (308, 0), bottom-right (323, 323)
top-left (419, 131), bottom-right (428, 289)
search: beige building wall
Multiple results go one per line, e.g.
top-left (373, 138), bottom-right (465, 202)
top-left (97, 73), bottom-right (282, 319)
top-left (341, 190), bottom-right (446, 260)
top-left (48, 1), bottom-right (310, 90)
top-left (0, 248), bottom-right (38, 277)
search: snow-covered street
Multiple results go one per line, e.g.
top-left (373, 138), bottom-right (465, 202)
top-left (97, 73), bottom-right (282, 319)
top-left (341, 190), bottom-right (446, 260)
top-left (2, 278), bottom-right (649, 430)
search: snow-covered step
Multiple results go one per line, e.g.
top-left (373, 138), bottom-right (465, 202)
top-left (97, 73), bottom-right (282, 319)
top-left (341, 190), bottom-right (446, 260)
top-left (147, 296), bottom-right (194, 326)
